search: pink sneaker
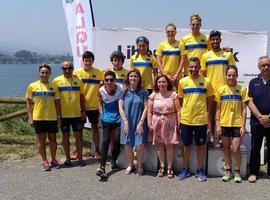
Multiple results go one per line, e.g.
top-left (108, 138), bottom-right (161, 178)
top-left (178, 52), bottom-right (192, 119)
top-left (42, 160), bottom-right (51, 171)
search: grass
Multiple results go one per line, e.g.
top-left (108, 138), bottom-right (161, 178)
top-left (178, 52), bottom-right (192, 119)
top-left (0, 104), bottom-right (92, 162)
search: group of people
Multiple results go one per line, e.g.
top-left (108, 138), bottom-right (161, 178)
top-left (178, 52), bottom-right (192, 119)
top-left (26, 14), bottom-right (270, 184)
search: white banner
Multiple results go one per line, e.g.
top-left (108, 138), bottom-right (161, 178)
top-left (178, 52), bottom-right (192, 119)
top-left (63, 0), bottom-right (94, 68)
top-left (92, 27), bottom-right (267, 88)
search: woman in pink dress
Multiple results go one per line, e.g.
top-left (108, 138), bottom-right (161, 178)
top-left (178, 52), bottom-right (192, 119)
top-left (148, 75), bottom-right (180, 178)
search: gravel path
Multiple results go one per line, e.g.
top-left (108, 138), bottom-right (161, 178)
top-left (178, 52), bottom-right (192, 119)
top-left (0, 158), bottom-right (270, 200)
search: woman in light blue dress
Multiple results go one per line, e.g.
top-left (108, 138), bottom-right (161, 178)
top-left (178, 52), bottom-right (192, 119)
top-left (119, 68), bottom-right (149, 176)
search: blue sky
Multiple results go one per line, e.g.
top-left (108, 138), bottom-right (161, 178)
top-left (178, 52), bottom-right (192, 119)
top-left (0, 0), bottom-right (269, 54)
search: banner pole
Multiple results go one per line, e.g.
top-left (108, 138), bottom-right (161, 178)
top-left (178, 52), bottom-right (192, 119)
top-left (89, 0), bottom-right (95, 27)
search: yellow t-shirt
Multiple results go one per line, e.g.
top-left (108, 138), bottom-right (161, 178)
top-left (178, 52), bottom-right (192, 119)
top-left (53, 75), bottom-right (83, 118)
top-left (109, 67), bottom-right (128, 86)
top-left (74, 67), bottom-right (103, 111)
top-left (215, 84), bottom-right (249, 127)
top-left (180, 33), bottom-right (210, 75)
top-left (130, 54), bottom-right (157, 89)
top-left (155, 39), bottom-right (183, 77)
top-left (178, 75), bottom-right (213, 125)
top-left (201, 50), bottom-right (235, 91)
top-left (26, 80), bottom-right (59, 121)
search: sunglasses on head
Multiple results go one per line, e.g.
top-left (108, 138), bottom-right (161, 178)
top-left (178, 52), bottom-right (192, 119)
top-left (62, 67), bottom-right (73, 71)
top-left (104, 78), bottom-right (115, 82)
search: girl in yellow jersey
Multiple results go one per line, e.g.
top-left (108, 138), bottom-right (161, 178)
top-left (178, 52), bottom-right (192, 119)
top-left (215, 65), bottom-right (249, 183)
top-left (26, 64), bottom-right (61, 171)
top-left (130, 36), bottom-right (157, 93)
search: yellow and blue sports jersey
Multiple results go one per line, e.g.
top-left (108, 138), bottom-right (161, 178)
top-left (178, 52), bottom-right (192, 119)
top-left (201, 50), bottom-right (235, 91)
top-left (53, 75), bottom-right (83, 118)
top-left (74, 67), bottom-right (103, 111)
top-left (180, 33), bottom-right (210, 75)
top-left (26, 80), bottom-right (59, 121)
top-left (215, 84), bottom-right (249, 127)
top-left (178, 75), bottom-right (213, 125)
top-left (130, 53), bottom-right (157, 89)
top-left (109, 67), bottom-right (128, 86)
top-left (155, 40), bottom-right (183, 77)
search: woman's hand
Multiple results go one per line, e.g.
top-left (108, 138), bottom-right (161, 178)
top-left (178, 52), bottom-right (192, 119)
top-left (124, 121), bottom-right (129, 135)
top-left (136, 121), bottom-right (144, 135)
top-left (240, 126), bottom-right (246, 138)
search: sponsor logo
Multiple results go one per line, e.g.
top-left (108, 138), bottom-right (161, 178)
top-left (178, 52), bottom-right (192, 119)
top-left (236, 89), bottom-right (240, 93)
top-left (92, 75), bottom-right (96, 78)
top-left (199, 82), bottom-right (204, 86)
top-left (74, 82), bottom-right (78, 85)
top-left (201, 39), bottom-right (205, 42)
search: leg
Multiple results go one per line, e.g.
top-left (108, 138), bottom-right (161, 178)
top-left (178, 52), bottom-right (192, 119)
top-left (36, 133), bottom-right (47, 161)
top-left (74, 131), bottom-right (83, 161)
top-left (136, 144), bottom-right (145, 175)
top-left (250, 125), bottom-right (264, 176)
top-left (91, 122), bottom-right (100, 154)
top-left (231, 137), bottom-right (242, 171)
top-left (183, 145), bottom-right (191, 169)
top-left (100, 122), bottom-right (112, 168)
top-left (157, 143), bottom-right (166, 169)
top-left (209, 102), bottom-right (216, 144)
top-left (197, 144), bottom-right (206, 170)
top-left (124, 145), bottom-right (135, 175)
top-left (166, 144), bottom-right (174, 178)
top-left (48, 133), bottom-right (57, 161)
top-left (222, 136), bottom-right (232, 170)
top-left (111, 125), bottom-right (121, 162)
top-left (62, 132), bottom-right (71, 160)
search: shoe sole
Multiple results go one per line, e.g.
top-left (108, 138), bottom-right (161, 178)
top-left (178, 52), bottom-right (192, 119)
top-left (195, 174), bottom-right (207, 182)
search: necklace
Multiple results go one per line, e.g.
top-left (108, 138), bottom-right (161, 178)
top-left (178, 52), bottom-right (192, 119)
top-left (39, 81), bottom-right (49, 107)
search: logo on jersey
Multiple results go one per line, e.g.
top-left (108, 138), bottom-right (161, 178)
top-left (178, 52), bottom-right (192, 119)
top-left (236, 89), bottom-right (240, 93)
top-left (92, 75), bottom-right (96, 78)
top-left (146, 58), bottom-right (151, 61)
top-left (74, 82), bottom-right (78, 85)
top-left (199, 82), bottom-right (204, 87)
top-left (201, 39), bottom-right (205, 42)
top-left (175, 46), bottom-right (179, 49)
top-left (121, 74), bottom-right (125, 77)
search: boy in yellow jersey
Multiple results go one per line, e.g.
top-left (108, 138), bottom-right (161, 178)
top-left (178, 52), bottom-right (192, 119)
top-left (130, 36), bottom-right (157, 93)
top-left (156, 23), bottom-right (184, 87)
top-left (26, 64), bottom-right (61, 171)
top-left (179, 14), bottom-right (210, 76)
top-left (53, 61), bottom-right (86, 167)
top-left (201, 30), bottom-right (235, 145)
top-left (74, 51), bottom-right (103, 158)
top-left (108, 51), bottom-right (128, 87)
top-left (177, 57), bottom-right (213, 181)
top-left (215, 66), bottom-right (249, 183)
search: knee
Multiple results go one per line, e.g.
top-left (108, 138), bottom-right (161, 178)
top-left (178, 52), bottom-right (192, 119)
top-left (231, 146), bottom-right (240, 154)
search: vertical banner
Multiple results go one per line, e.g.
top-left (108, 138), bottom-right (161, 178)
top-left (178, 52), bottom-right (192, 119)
top-left (63, 0), bottom-right (94, 68)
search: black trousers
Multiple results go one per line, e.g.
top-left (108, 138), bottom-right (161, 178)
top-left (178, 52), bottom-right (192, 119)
top-left (100, 121), bottom-right (120, 167)
top-left (249, 124), bottom-right (270, 176)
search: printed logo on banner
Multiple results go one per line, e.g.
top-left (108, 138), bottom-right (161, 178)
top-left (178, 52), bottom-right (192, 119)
top-left (65, 0), bottom-right (73, 3)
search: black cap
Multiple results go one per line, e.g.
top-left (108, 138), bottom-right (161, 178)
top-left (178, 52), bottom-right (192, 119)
top-left (209, 30), bottom-right (222, 38)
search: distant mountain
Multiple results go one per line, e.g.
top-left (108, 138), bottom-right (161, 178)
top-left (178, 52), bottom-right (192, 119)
top-left (0, 41), bottom-right (71, 55)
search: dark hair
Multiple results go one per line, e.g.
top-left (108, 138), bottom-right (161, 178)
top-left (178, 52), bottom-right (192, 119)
top-left (82, 51), bottom-right (95, 61)
top-left (125, 68), bottom-right (142, 90)
top-left (39, 64), bottom-right (51, 73)
top-left (110, 51), bottom-right (126, 62)
top-left (209, 30), bottom-right (222, 39)
top-left (190, 14), bottom-right (201, 24)
top-left (226, 65), bottom-right (238, 76)
top-left (188, 56), bottom-right (201, 66)
top-left (153, 75), bottom-right (173, 92)
top-left (165, 23), bottom-right (177, 31)
top-left (135, 36), bottom-right (152, 58)
top-left (104, 70), bottom-right (116, 79)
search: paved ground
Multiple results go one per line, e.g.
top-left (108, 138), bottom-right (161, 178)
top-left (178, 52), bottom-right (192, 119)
top-left (0, 157), bottom-right (270, 200)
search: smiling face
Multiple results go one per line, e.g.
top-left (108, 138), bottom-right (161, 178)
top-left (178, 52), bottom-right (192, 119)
top-left (61, 61), bottom-right (74, 78)
top-left (39, 67), bottom-right (51, 83)
top-left (188, 60), bottom-right (200, 78)
top-left (226, 68), bottom-right (238, 86)
top-left (190, 19), bottom-right (201, 35)
top-left (210, 35), bottom-right (221, 50)
top-left (112, 57), bottom-right (123, 70)
top-left (258, 57), bottom-right (270, 79)
top-left (166, 25), bottom-right (176, 42)
top-left (157, 76), bottom-right (169, 92)
top-left (83, 57), bottom-right (94, 69)
top-left (128, 71), bottom-right (140, 88)
top-left (137, 41), bottom-right (148, 55)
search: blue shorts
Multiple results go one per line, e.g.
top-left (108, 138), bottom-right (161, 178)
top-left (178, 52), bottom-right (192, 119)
top-left (180, 124), bottom-right (207, 146)
top-left (61, 117), bottom-right (83, 133)
top-left (221, 127), bottom-right (240, 137)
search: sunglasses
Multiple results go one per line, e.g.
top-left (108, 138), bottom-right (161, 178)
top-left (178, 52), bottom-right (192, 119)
top-left (62, 67), bottom-right (73, 71)
top-left (261, 64), bottom-right (270, 67)
top-left (104, 78), bottom-right (115, 82)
